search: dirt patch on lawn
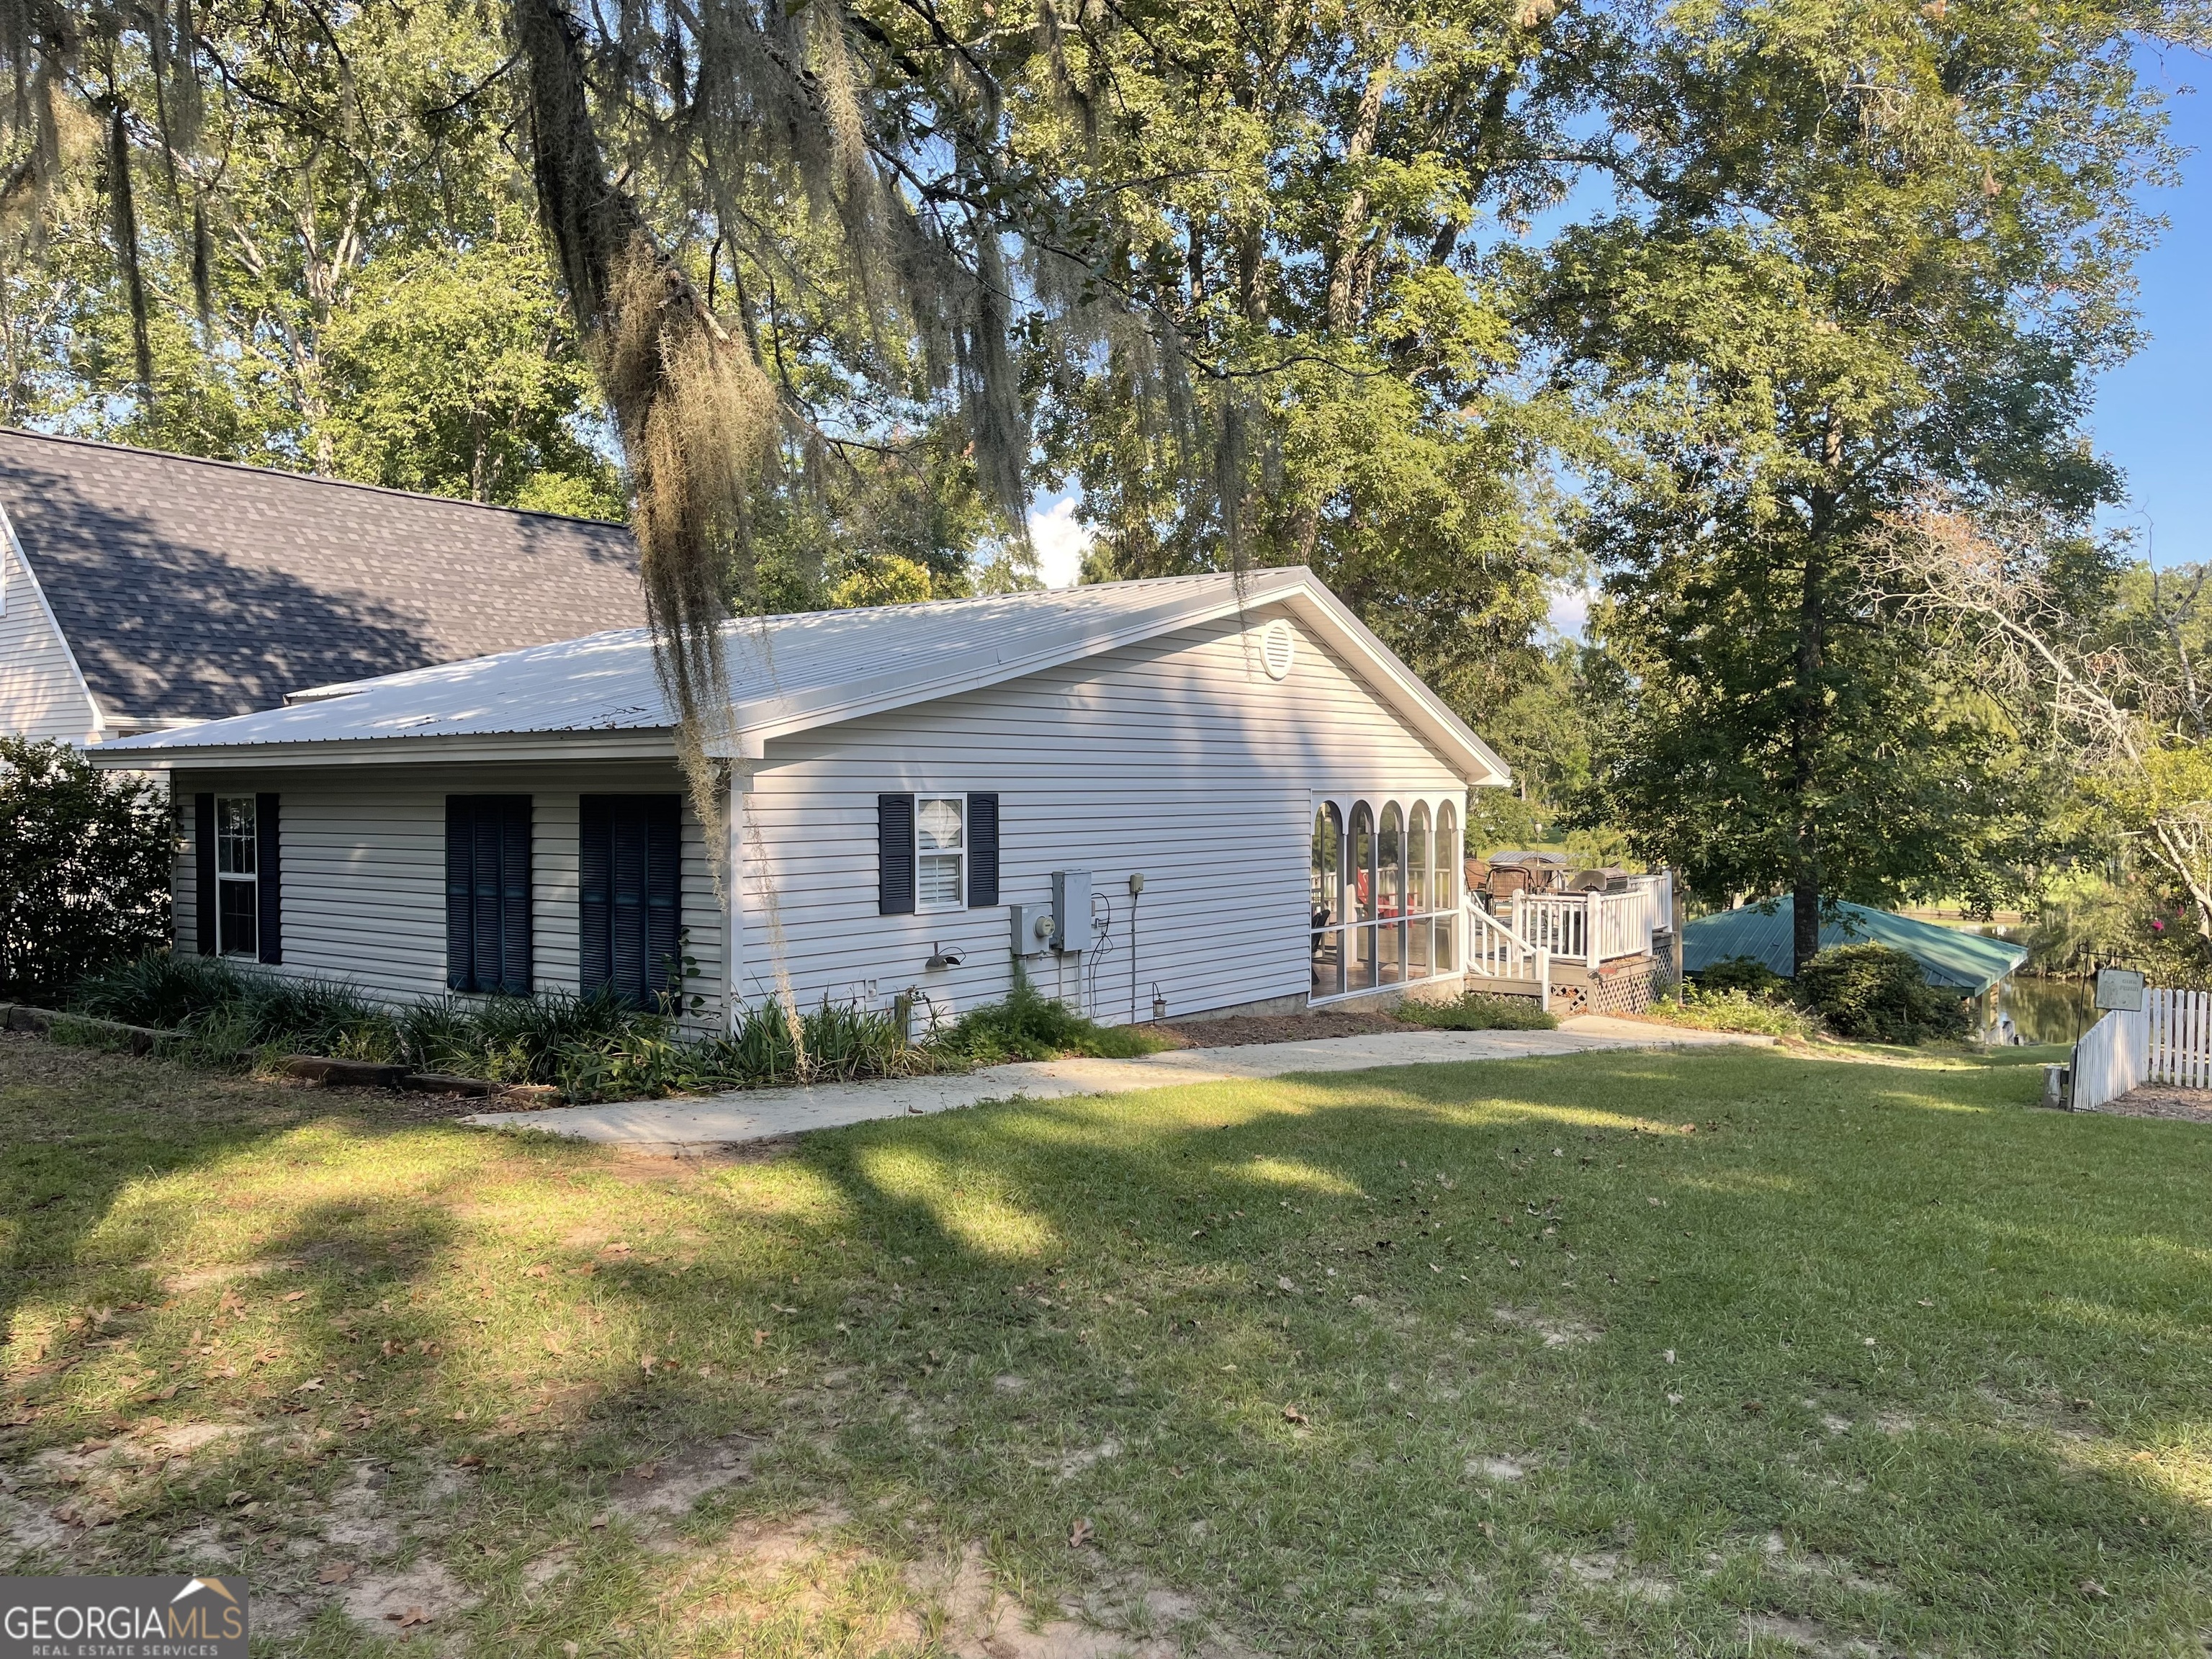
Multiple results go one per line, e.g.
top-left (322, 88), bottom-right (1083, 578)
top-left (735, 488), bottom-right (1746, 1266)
top-left (2087, 1084), bottom-right (2212, 1123)
top-left (1151, 1010), bottom-right (1417, 1048)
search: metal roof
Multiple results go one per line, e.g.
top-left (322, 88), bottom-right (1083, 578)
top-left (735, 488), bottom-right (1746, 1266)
top-left (0, 427), bottom-right (644, 724)
top-left (1682, 898), bottom-right (2029, 997)
top-left (94, 567), bottom-right (1511, 785)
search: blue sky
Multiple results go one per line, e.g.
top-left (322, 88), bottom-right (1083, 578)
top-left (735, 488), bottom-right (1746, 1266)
top-left (2093, 43), bottom-right (2212, 569)
top-left (1035, 44), bottom-right (2212, 595)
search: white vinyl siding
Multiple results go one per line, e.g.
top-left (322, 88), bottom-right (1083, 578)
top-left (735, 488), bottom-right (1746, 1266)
top-left (737, 602), bottom-right (1468, 1025)
top-left (0, 526), bottom-right (102, 744)
top-left (165, 763), bottom-right (723, 1030)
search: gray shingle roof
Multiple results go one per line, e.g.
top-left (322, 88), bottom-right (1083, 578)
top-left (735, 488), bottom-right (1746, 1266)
top-left (0, 428), bottom-right (644, 723)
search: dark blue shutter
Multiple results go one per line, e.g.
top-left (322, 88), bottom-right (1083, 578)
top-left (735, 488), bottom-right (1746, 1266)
top-left (499, 797), bottom-right (533, 994)
top-left (447, 796), bottom-right (533, 994)
top-left (878, 794), bottom-right (914, 915)
top-left (194, 793), bottom-right (217, 956)
top-left (580, 796), bottom-right (613, 996)
top-left (968, 793), bottom-right (999, 907)
top-left (644, 795), bottom-right (680, 1003)
top-left (581, 795), bottom-right (681, 1006)
top-left (255, 793), bottom-right (282, 964)
top-left (446, 799), bottom-right (474, 990)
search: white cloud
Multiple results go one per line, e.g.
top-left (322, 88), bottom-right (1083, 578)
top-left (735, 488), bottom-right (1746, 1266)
top-left (1027, 494), bottom-right (1094, 588)
top-left (1545, 583), bottom-right (1594, 641)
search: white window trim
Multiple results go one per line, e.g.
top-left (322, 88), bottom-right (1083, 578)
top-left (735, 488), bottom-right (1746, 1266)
top-left (215, 794), bottom-right (259, 958)
top-left (914, 793), bottom-right (967, 914)
top-left (1308, 791), bottom-right (1463, 1005)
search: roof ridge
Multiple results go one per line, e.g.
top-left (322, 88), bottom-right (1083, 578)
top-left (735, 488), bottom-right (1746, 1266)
top-left (729, 566), bottom-right (1306, 626)
top-left (0, 425), bottom-right (631, 532)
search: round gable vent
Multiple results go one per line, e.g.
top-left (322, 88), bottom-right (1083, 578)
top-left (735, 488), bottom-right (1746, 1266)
top-left (1259, 619), bottom-right (1296, 680)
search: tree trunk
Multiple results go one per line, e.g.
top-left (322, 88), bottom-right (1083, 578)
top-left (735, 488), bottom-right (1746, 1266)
top-left (1792, 431), bottom-right (1839, 975)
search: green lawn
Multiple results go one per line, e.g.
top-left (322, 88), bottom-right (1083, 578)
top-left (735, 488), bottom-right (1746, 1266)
top-left (2, 1030), bottom-right (2209, 1656)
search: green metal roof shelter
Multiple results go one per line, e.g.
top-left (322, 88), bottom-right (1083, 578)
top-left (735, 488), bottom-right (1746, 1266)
top-left (1682, 898), bottom-right (2029, 997)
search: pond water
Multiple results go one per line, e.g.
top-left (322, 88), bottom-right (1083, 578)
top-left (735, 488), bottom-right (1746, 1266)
top-left (1986, 975), bottom-right (2097, 1047)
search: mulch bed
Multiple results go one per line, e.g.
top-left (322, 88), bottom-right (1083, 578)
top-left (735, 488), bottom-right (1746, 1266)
top-left (2082, 1084), bottom-right (2212, 1123)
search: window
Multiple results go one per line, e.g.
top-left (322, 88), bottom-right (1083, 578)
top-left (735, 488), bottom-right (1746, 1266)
top-left (1307, 793), bottom-right (1463, 1002)
top-left (1408, 804), bottom-right (1431, 977)
top-left (1378, 804), bottom-right (1404, 984)
top-left (446, 796), bottom-right (532, 995)
top-left (215, 796), bottom-right (257, 958)
top-left (878, 793), bottom-right (999, 914)
top-left (580, 794), bottom-right (683, 1008)
top-left (1310, 804), bottom-right (1344, 998)
top-left (1434, 801), bottom-right (1457, 973)
top-left (1348, 801), bottom-right (1376, 990)
top-left (916, 796), bottom-right (966, 910)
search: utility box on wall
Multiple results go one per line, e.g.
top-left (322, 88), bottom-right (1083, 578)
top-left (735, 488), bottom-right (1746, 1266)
top-left (1051, 869), bottom-right (1092, 953)
top-left (1008, 903), bottom-right (1048, 958)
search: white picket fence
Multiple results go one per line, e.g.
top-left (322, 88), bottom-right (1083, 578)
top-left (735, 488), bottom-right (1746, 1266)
top-left (2072, 1006), bottom-right (2146, 1111)
top-left (2148, 987), bottom-right (2212, 1087)
top-left (2072, 988), bottom-right (2212, 1109)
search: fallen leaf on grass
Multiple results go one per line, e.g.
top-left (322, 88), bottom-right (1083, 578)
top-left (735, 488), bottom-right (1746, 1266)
top-left (455, 1453), bottom-right (484, 1468)
top-left (295, 1378), bottom-right (324, 1393)
top-left (386, 1606), bottom-right (431, 1628)
top-left (525, 1264), bottom-right (549, 1280)
top-left (752, 1329), bottom-right (768, 1348)
top-left (1282, 1404), bottom-right (1310, 1426)
top-left (317, 1562), bottom-right (355, 1585)
top-left (2080, 1579), bottom-right (2110, 1599)
top-left (1068, 1517), bottom-right (1094, 1548)
top-left (281, 1291), bottom-right (307, 1303)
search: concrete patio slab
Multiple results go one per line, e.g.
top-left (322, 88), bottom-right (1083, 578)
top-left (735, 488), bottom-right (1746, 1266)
top-left (461, 1015), bottom-right (1769, 1151)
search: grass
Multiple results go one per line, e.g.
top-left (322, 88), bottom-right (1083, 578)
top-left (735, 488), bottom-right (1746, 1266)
top-left (2, 1033), bottom-right (2210, 1655)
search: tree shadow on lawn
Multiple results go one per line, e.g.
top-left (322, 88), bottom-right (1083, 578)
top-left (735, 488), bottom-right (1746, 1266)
top-left (6, 1039), bottom-right (2212, 1655)
top-left (784, 1046), bottom-right (2212, 1652)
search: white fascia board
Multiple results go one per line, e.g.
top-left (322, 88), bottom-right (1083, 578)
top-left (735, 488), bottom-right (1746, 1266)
top-left (85, 729), bottom-right (679, 772)
top-left (710, 570), bottom-right (1314, 759)
top-left (0, 499), bottom-right (107, 740)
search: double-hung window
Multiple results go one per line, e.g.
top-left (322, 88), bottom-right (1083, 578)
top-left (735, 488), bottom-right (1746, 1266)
top-left (916, 796), bottom-right (966, 910)
top-left (215, 796), bottom-right (258, 958)
top-left (878, 793), bottom-right (999, 914)
top-left (194, 791), bottom-right (280, 963)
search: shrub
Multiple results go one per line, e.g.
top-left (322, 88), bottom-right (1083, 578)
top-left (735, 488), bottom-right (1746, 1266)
top-left (1395, 992), bottom-right (1557, 1031)
top-left (1696, 955), bottom-right (1787, 999)
top-left (1636, 983), bottom-right (1820, 1040)
top-left (72, 950), bottom-right (402, 1064)
top-left (936, 974), bottom-right (1165, 1063)
top-left (67, 954), bottom-right (1167, 1101)
top-left (1792, 943), bottom-right (1969, 1044)
top-left (0, 738), bottom-right (172, 1003)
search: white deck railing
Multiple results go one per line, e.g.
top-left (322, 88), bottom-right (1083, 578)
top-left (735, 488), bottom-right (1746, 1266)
top-left (1502, 871), bottom-right (1674, 966)
top-left (1467, 902), bottom-right (1550, 1008)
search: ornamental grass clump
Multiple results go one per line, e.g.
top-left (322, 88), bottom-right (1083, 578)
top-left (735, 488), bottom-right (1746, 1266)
top-left (1393, 992), bottom-right (1557, 1032)
top-left (1638, 982), bottom-right (1821, 1040)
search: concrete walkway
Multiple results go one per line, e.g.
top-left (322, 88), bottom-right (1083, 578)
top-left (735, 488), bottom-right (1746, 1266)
top-left (461, 1015), bottom-right (1768, 1151)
